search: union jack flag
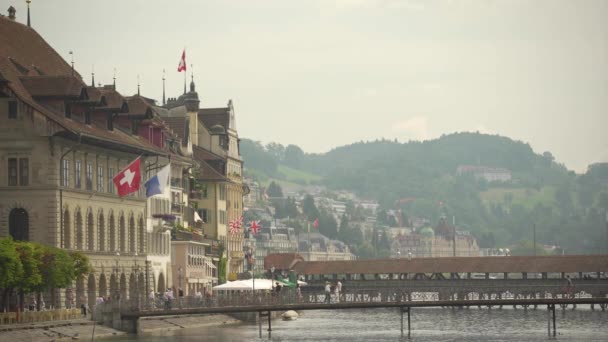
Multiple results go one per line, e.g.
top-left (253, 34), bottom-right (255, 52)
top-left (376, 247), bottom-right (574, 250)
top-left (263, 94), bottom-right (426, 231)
top-left (249, 220), bottom-right (261, 235)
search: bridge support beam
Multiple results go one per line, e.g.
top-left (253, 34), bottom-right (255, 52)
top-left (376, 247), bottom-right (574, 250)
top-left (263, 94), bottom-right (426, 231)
top-left (400, 307), bottom-right (411, 339)
top-left (547, 304), bottom-right (556, 338)
top-left (259, 311), bottom-right (272, 339)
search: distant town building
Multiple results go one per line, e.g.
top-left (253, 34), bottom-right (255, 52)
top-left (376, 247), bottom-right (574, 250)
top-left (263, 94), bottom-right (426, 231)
top-left (391, 218), bottom-right (480, 258)
top-left (298, 232), bottom-right (356, 261)
top-left (457, 165), bottom-right (512, 182)
top-left (245, 225), bottom-right (299, 273)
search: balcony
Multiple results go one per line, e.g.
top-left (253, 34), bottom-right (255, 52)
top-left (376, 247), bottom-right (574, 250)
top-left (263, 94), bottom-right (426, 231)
top-left (190, 191), bottom-right (203, 200)
top-left (171, 203), bottom-right (182, 214)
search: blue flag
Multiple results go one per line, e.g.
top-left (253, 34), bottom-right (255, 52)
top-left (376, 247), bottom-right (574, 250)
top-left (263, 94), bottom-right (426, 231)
top-left (144, 164), bottom-right (170, 198)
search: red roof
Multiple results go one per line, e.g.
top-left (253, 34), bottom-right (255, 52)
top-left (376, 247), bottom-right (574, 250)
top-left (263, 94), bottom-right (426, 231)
top-left (292, 255), bottom-right (608, 275)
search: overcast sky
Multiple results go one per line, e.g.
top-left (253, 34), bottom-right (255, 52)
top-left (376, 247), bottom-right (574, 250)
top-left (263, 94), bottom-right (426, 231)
top-left (8, 0), bottom-right (607, 172)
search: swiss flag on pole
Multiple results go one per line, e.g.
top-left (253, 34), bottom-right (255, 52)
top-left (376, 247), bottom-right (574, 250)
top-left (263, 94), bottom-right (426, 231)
top-left (177, 50), bottom-right (187, 72)
top-left (113, 157), bottom-right (141, 197)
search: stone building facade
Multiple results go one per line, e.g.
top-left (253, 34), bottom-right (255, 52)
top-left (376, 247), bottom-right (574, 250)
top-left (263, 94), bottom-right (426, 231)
top-left (0, 14), bottom-right (196, 309)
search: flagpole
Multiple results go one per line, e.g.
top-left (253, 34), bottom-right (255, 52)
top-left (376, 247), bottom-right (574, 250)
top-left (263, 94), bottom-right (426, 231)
top-left (307, 222), bottom-right (311, 260)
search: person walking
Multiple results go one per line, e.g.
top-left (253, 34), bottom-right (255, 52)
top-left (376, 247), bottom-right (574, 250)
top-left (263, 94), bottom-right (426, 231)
top-left (335, 280), bottom-right (342, 303)
top-left (324, 282), bottom-right (331, 304)
top-left (295, 283), bottom-right (303, 302)
top-left (565, 275), bottom-right (574, 298)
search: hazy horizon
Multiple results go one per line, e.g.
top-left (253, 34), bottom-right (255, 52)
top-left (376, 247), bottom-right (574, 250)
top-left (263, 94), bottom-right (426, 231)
top-left (7, 0), bottom-right (607, 172)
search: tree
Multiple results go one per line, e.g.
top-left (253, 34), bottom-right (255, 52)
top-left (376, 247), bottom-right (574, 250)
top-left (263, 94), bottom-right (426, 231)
top-left (511, 240), bottom-right (546, 256)
top-left (265, 142), bottom-right (285, 162)
top-left (0, 238), bottom-right (23, 311)
top-left (284, 197), bottom-right (299, 219)
top-left (15, 241), bottom-right (43, 311)
top-left (318, 208), bottom-right (338, 239)
top-left (337, 214), bottom-right (350, 242)
top-left (302, 194), bottom-right (320, 221)
top-left (284, 144), bottom-right (304, 169)
top-left (38, 247), bottom-right (78, 306)
top-left (267, 181), bottom-right (283, 198)
top-left (70, 251), bottom-right (92, 279)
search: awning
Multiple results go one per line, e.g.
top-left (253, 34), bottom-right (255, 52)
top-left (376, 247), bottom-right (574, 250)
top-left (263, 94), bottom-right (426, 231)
top-left (205, 260), bottom-right (217, 269)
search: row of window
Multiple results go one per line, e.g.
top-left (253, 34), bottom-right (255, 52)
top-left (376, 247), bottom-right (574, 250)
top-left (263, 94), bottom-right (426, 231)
top-left (63, 209), bottom-right (144, 254)
top-left (61, 157), bottom-right (116, 193)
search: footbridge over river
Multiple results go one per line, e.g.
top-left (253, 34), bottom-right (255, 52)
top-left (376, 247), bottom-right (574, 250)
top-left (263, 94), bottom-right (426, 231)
top-left (108, 255), bottom-right (608, 338)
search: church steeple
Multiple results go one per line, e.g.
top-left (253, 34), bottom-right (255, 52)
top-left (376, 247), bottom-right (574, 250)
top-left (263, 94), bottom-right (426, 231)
top-left (162, 69), bottom-right (166, 106)
top-left (26, 0), bottom-right (31, 27)
top-left (189, 64), bottom-right (195, 92)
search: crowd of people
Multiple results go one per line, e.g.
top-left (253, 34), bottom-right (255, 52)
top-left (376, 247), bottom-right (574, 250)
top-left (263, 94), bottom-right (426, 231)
top-left (324, 280), bottom-right (342, 304)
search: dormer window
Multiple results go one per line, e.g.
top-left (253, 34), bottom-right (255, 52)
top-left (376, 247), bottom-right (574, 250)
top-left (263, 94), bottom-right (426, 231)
top-left (219, 135), bottom-right (228, 149)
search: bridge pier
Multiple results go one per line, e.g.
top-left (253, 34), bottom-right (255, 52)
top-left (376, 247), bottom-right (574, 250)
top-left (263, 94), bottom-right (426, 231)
top-left (259, 311), bottom-right (272, 339)
top-left (547, 304), bottom-right (556, 338)
top-left (399, 307), bottom-right (411, 339)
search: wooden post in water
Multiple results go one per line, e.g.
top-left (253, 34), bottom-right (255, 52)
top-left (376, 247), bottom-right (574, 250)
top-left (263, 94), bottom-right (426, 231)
top-left (547, 305), bottom-right (551, 337)
top-left (400, 307), bottom-right (404, 339)
top-left (268, 310), bottom-right (272, 338)
top-left (407, 307), bottom-right (411, 339)
top-left (552, 304), bottom-right (557, 337)
top-left (258, 311), bottom-right (262, 338)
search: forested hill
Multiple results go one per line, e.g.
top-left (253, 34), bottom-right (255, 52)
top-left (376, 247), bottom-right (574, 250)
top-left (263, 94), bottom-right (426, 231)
top-left (241, 133), bottom-right (608, 254)
top-left (242, 132), bottom-right (570, 205)
top-left (307, 133), bottom-right (569, 205)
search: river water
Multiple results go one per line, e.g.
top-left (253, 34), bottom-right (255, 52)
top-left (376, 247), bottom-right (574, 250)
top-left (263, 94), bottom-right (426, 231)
top-left (106, 306), bottom-right (607, 341)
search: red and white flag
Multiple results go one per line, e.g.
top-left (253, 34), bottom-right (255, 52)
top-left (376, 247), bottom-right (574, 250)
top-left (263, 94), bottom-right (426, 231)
top-left (113, 157), bottom-right (141, 197)
top-left (177, 50), bottom-right (187, 72)
top-left (313, 218), bottom-right (319, 229)
top-left (229, 219), bottom-right (240, 235)
top-left (249, 220), bottom-right (261, 235)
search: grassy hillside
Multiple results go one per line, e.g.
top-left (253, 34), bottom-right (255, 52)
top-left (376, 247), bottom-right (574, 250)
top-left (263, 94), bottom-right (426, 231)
top-left (479, 187), bottom-right (557, 209)
top-left (277, 164), bottom-right (323, 185)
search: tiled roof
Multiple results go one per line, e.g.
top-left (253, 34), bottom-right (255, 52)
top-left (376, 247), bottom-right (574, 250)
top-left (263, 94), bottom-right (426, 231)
top-left (192, 145), bottom-right (223, 161)
top-left (293, 255), bottom-right (608, 275)
top-left (198, 107), bottom-right (229, 131)
top-left (125, 95), bottom-right (152, 116)
top-left (96, 87), bottom-right (127, 110)
top-left (193, 146), bottom-right (226, 181)
top-left (0, 16), bottom-right (166, 156)
top-left (19, 75), bottom-right (84, 97)
top-left (0, 16), bottom-right (76, 78)
top-left (162, 116), bottom-right (189, 145)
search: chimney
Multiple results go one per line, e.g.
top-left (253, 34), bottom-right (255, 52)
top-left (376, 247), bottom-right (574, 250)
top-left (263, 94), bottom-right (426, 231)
top-left (8, 6), bottom-right (16, 20)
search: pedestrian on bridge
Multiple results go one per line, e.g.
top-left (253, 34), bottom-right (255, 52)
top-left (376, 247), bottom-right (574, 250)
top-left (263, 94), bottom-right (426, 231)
top-left (325, 282), bottom-right (331, 303)
top-left (565, 275), bottom-right (574, 298)
top-left (335, 280), bottom-right (342, 303)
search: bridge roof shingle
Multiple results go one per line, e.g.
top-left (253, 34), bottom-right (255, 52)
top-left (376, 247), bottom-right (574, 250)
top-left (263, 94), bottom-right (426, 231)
top-left (293, 255), bottom-right (608, 275)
